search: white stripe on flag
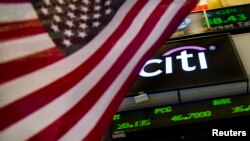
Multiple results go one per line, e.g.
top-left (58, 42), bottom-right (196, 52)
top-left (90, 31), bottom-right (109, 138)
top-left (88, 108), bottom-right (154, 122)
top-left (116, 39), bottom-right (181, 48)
top-left (0, 33), bottom-right (54, 63)
top-left (0, 3), bottom-right (38, 23)
top-left (0, 0), bottom-right (136, 108)
top-left (44, 0), bottom-right (51, 6)
top-left (59, 0), bottom-right (186, 140)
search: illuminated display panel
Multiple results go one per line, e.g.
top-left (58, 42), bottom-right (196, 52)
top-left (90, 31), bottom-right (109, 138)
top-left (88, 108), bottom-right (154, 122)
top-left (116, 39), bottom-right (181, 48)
top-left (111, 95), bottom-right (250, 135)
top-left (205, 4), bottom-right (250, 31)
top-left (129, 34), bottom-right (247, 95)
top-left (171, 4), bottom-right (250, 38)
top-left (113, 34), bottom-right (249, 138)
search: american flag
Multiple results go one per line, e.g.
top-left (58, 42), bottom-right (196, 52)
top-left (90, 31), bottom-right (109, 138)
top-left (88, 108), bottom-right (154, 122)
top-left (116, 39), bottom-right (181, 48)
top-left (0, 0), bottom-right (198, 140)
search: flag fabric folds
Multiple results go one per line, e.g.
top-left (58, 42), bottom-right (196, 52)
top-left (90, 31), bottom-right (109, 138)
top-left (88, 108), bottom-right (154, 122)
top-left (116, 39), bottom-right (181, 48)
top-left (0, 0), bottom-right (198, 140)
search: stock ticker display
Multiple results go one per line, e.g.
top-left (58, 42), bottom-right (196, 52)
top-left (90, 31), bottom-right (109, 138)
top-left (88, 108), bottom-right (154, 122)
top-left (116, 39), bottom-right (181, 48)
top-left (112, 95), bottom-right (250, 137)
top-left (171, 4), bottom-right (250, 38)
top-left (205, 4), bottom-right (250, 31)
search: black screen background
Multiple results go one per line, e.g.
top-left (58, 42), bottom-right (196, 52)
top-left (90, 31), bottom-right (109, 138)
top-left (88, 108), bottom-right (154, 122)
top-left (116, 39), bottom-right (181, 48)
top-left (129, 34), bottom-right (247, 95)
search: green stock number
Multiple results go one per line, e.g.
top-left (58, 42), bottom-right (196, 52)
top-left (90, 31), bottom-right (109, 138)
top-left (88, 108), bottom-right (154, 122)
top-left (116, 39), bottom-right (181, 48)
top-left (117, 119), bottom-right (151, 130)
top-left (204, 14), bottom-right (247, 26)
top-left (171, 111), bottom-right (212, 122)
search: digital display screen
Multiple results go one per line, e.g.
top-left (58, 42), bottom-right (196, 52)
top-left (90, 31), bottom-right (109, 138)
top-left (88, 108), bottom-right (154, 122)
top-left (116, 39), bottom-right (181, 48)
top-left (171, 4), bottom-right (250, 38)
top-left (204, 4), bottom-right (250, 31)
top-left (129, 34), bottom-right (247, 95)
top-left (111, 94), bottom-right (250, 134)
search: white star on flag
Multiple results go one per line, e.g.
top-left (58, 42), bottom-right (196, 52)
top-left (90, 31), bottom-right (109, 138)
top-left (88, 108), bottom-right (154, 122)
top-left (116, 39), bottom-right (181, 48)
top-left (64, 29), bottom-right (73, 37)
top-left (63, 39), bottom-right (71, 47)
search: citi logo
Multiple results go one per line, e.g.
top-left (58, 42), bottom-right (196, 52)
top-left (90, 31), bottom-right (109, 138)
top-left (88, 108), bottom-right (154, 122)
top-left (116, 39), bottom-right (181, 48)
top-left (140, 46), bottom-right (209, 77)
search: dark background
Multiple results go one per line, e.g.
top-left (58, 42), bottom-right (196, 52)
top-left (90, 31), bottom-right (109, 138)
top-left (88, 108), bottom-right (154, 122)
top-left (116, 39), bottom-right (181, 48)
top-left (130, 34), bottom-right (247, 95)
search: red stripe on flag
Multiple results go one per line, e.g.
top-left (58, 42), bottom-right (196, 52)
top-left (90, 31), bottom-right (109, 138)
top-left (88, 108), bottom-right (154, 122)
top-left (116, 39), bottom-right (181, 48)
top-left (0, 47), bottom-right (64, 84)
top-left (0, 26), bottom-right (45, 42)
top-left (0, 19), bottom-right (41, 32)
top-left (28, 0), bottom-right (170, 140)
top-left (0, 20), bottom-right (44, 41)
top-left (84, 1), bottom-right (198, 140)
top-left (0, 0), bottom-right (147, 132)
